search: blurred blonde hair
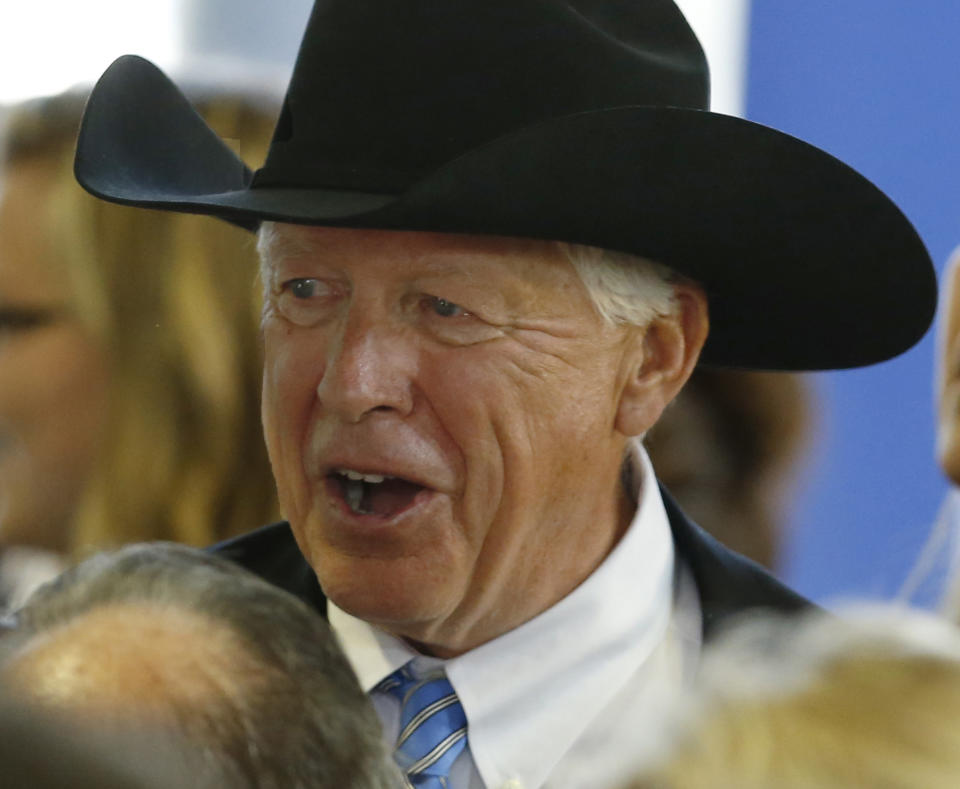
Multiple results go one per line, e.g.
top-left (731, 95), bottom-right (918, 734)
top-left (2, 90), bottom-right (280, 555)
top-left (627, 607), bottom-right (960, 789)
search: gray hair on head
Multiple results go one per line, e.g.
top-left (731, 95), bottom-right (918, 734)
top-left (257, 220), bottom-right (308, 286)
top-left (0, 542), bottom-right (397, 789)
top-left (557, 242), bottom-right (678, 328)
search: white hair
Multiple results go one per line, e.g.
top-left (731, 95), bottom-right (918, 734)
top-left (557, 241), bottom-right (678, 328)
top-left (256, 221), bottom-right (306, 292)
top-left (257, 222), bottom-right (679, 328)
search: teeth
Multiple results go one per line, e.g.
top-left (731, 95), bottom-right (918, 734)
top-left (336, 468), bottom-right (388, 484)
top-left (344, 479), bottom-right (366, 514)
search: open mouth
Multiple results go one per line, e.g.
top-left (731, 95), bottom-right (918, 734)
top-left (327, 468), bottom-right (428, 519)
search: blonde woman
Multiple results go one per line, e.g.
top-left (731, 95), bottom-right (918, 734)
top-left (626, 607), bottom-right (960, 789)
top-left (0, 90), bottom-right (279, 608)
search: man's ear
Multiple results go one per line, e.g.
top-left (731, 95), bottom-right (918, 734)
top-left (615, 281), bottom-right (709, 437)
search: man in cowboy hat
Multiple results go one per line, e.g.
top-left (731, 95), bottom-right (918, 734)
top-left (72, 1), bottom-right (935, 786)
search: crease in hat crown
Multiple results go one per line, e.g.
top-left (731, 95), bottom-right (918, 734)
top-left (251, 0), bottom-right (709, 193)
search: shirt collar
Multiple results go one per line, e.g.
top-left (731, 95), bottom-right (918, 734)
top-left (330, 439), bottom-right (675, 788)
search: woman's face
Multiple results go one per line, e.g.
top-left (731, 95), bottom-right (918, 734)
top-left (0, 159), bottom-right (109, 551)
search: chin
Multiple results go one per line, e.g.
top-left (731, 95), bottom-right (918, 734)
top-left (317, 549), bottom-right (459, 629)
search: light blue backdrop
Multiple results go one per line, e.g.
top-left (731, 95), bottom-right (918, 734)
top-left (746, 1), bottom-right (960, 604)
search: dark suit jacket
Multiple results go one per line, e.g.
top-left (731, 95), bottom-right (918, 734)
top-left (212, 484), bottom-right (811, 643)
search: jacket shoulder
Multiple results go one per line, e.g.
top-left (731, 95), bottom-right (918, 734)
top-left (209, 523), bottom-right (328, 616)
top-left (661, 484), bottom-right (814, 640)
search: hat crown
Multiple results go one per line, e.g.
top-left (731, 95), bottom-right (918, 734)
top-left (254, 0), bottom-right (708, 192)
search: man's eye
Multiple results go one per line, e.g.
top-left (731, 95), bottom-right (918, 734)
top-left (425, 296), bottom-right (469, 318)
top-left (418, 295), bottom-right (501, 345)
top-left (274, 278), bottom-right (337, 326)
top-left (286, 278), bottom-right (324, 299)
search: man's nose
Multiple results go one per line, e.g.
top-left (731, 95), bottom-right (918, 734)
top-left (315, 312), bottom-right (415, 422)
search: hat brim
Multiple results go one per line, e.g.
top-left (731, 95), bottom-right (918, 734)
top-left (75, 56), bottom-right (935, 371)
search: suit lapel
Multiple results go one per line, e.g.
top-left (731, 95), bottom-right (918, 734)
top-left (661, 484), bottom-right (811, 641)
top-left (213, 522), bottom-right (328, 616)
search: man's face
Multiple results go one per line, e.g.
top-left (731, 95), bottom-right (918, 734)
top-left (260, 226), bottom-right (641, 653)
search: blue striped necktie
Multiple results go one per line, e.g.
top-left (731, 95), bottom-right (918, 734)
top-left (376, 664), bottom-right (468, 788)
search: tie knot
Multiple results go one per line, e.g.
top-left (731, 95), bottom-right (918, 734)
top-left (376, 665), bottom-right (468, 787)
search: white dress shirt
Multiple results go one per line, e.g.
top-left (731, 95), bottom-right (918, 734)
top-left (329, 441), bottom-right (702, 789)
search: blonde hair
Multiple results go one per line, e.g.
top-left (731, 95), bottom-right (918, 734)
top-left (3, 91), bottom-right (280, 555)
top-left (628, 607), bottom-right (960, 789)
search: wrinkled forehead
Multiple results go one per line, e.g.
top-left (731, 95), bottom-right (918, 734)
top-left (257, 221), bottom-right (571, 278)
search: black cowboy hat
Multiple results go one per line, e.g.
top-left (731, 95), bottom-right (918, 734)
top-left (73, 0), bottom-right (935, 371)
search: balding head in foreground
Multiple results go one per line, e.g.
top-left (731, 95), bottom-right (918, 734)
top-left (0, 542), bottom-right (397, 789)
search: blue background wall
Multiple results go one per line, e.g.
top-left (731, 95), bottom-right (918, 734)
top-left (746, 1), bottom-right (960, 604)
